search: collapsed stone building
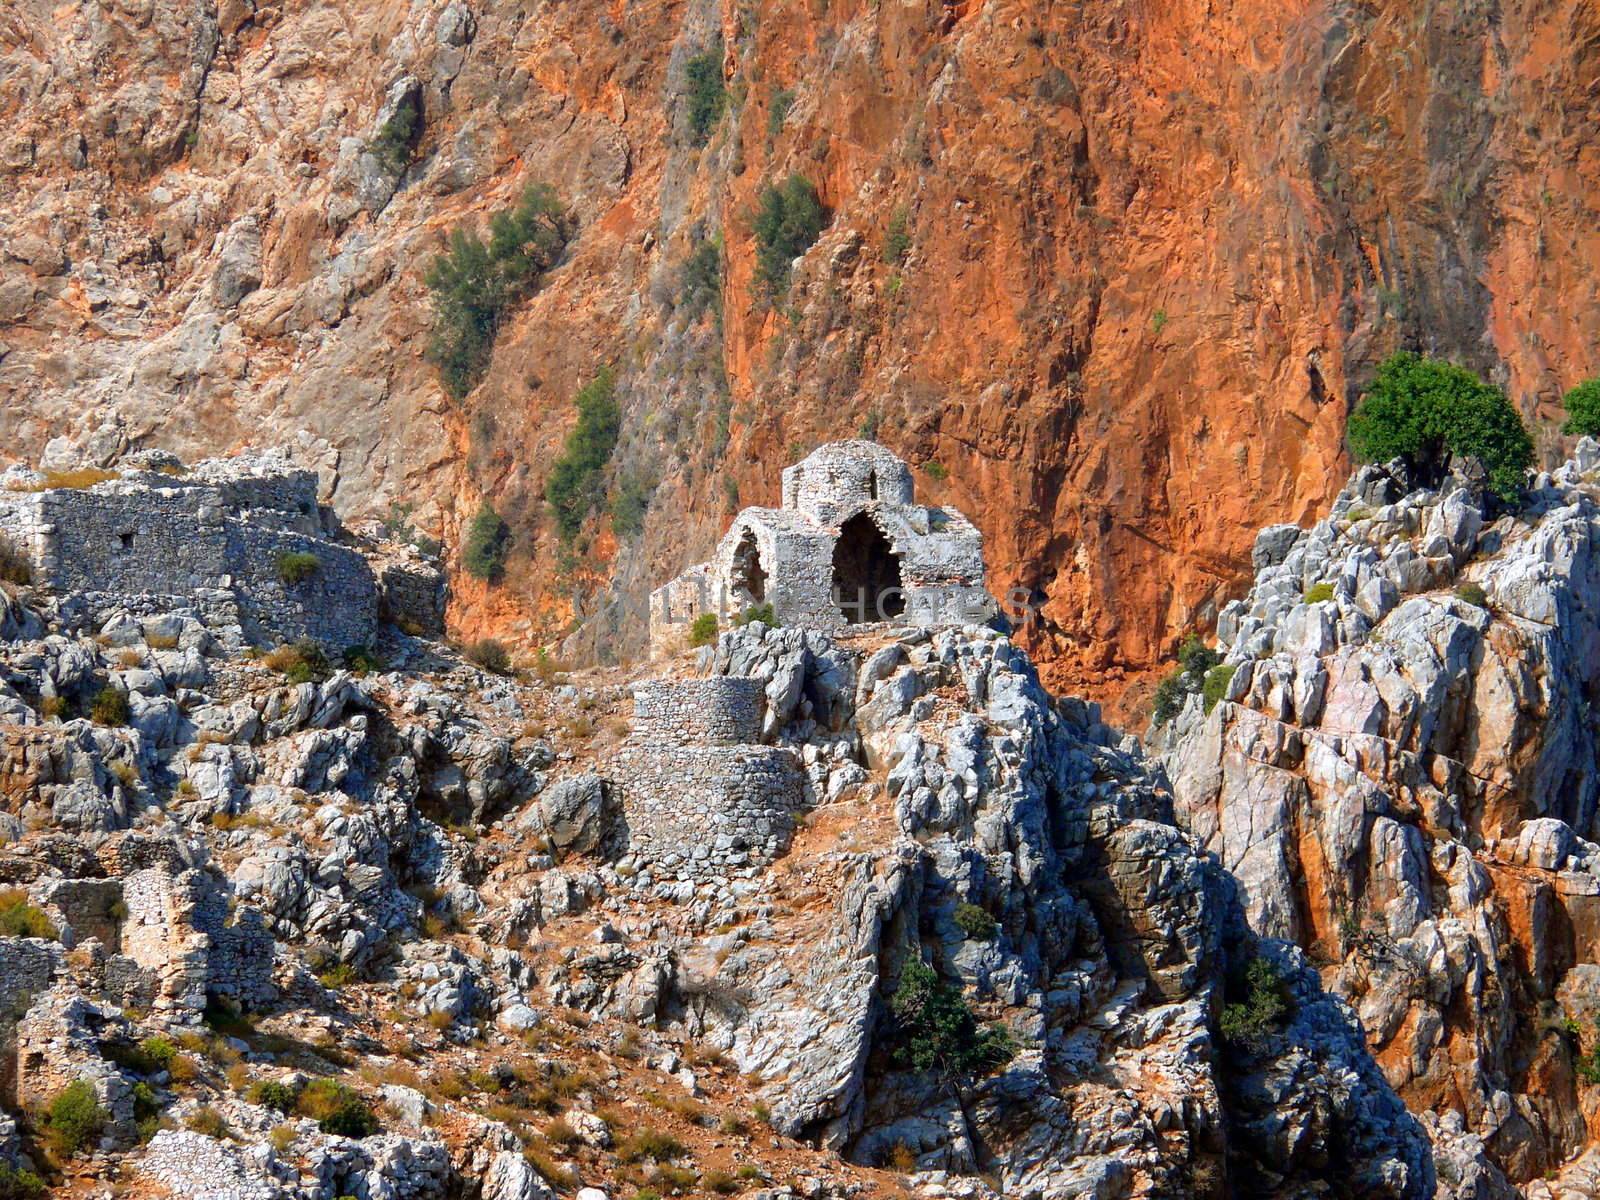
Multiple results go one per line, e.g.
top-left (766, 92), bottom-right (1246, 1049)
top-left (649, 441), bottom-right (995, 655)
top-left (0, 448), bottom-right (444, 647)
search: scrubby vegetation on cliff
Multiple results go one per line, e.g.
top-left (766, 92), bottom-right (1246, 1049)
top-left (1562, 378), bottom-right (1600, 439)
top-left (424, 183), bottom-right (570, 400)
top-left (754, 176), bottom-right (827, 299)
top-left (545, 367), bottom-right (621, 545)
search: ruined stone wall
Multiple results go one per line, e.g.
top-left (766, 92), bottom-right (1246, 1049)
top-left (610, 743), bottom-right (805, 879)
top-left (0, 481), bottom-right (377, 648)
top-left (379, 558), bottom-right (449, 637)
top-left (630, 678), bottom-right (765, 747)
top-left (38, 878), bottom-right (123, 950)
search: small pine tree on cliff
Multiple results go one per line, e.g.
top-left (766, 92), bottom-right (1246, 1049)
top-left (1561, 378), bottom-right (1600, 439)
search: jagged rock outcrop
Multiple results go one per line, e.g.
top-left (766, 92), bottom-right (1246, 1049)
top-left (1160, 443), bottom-right (1600, 1191)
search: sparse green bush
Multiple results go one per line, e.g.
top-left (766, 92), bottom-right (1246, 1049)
top-left (619, 1128), bottom-right (686, 1163)
top-left (888, 959), bottom-right (1015, 1082)
top-left (1455, 581), bottom-right (1489, 609)
top-left (1218, 956), bottom-right (1291, 1051)
top-left (297, 1079), bottom-right (379, 1138)
top-left (368, 91), bottom-right (419, 176)
top-left (0, 889), bottom-right (57, 939)
top-left (1346, 351), bottom-right (1533, 502)
top-left (1574, 1021), bottom-right (1600, 1086)
top-left (264, 640), bottom-right (331, 685)
top-left (683, 48), bottom-right (727, 145)
top-left (923, 461), bottom-right (948, 481)
top-left (185, 1105), bottom-right (230, 1138)
top-left (1201, 663), bottom-right (1237, 714)
top-left (45, 1079), bottom-right (105, 1157)
top-left (882, 204), bottom-right (911, 265)
top-left (462, 502), bottom-right (511, 582)
top-left (689, 613), bottom-right (719, 647)
top-left (0, 1163), bottom-right (45, 1199)
top-left (342, 644), bottom-right (383, 674)
top-left (276, 550), bottom-right (320, 584)
top-left (466, 638), bottom-right (511, 674)
top-left (766, 87), bottom-right (794, 139)
top-left (609, 471), bottom-right (654, 539)
top-left (733, 602), bottom-right (777, 628)
top-left (1302, 582), bottom-right (1334, 604)
top-left (425, 183), bottom-right (569, 398)
top-left (250, 1079), bottom-right (301, 1114)
top-left (952, 902), bottom-right (997, 941)
top-left (677, 236), bottom-right (723, 321)
top-left (1150, 634), bottom-right (1221, 727)
top-left (754, 174), bottom-right (827, 298)
top-left (89, 685), bottom-right (131, 726)
top-left (318, 963), bottom-right (357, 989)
top-left (546, 367), bottom-right (621, 545)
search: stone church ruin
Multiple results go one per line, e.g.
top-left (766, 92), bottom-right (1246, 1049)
top-left (649, 441), bottom-right (993, 654)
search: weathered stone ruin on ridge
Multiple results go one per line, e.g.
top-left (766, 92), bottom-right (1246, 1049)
top-left (0, 448), bottom-right (445, 647)
top-left (648, 440), bottom-right (994, 656)
top-left (615, 440), bottom-right (999, 883)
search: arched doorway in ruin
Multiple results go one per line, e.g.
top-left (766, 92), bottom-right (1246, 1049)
top-left (832, 512), bottom-right (904, 623)
top-left (731, 528), bottom-right (767, 605)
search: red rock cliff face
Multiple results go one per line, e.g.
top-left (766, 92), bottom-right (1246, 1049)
top-left (0, 0), bottom-right (1597, 720)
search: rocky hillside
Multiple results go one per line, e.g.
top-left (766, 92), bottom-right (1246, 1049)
top-left (3, 0), bottom-right (1598, 711)
top-left (1159, 441), bottom-right (1600, 1195)
top-left (0, 504), bottom-right (1485, 1198)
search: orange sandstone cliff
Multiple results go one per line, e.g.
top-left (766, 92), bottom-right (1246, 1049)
top-left (1, 0), bottom-right (1597, 719)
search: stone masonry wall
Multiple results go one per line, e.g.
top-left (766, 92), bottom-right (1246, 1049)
top-left (630, 678), bottom-right (765, 747)
top-left (0, 477), bottom-right (377, 648)
top-left (610, 743), bottom-right (805, 880)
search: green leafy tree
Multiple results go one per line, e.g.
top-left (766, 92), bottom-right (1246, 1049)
top-left (425, 183), bottom-right (569, 399)
top-left (1346, 351), bottom-right (1533, 502)
top-left (546, 368), bottom-right (621, 544)
top-left (683, 49), bottom-right (727, 145)
top-left (888, 958), bottom-right (1015, 1085)
top-left (462, 502), bottom-right (511, 582)
top-left (368, 92), bottom-right (419, 176)
top-left (754, 175), bottom-right (827, 298)
top-left (1561, 378), bottom-right (1600, 439)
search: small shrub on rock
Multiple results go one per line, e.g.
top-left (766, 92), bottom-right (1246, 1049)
top-left (1201, 663), bottom-right (1237, 714)
top-left (1151, 634), bottom-right (1222, 726)
top-left (545, 368), bottom-right (621, 545)
top-left (1455, 581), bottom-right (1489, 609)
top-left (1302, 582), bottom-right (1334, 604)
top-left (688, 612), bottom-right (719, 647)
top-left (952, 902), bottom-right (998, 941)
top-left (250, 1079), bottom-right (301, 1114)
top-left (0, 889), bottom-right (57, 939)
top-left (89, 685), bottom-right (131, 726)
top-left (0, 1163), bottom-right (45, 1199)
top-left (45, 1079), bottom-right (105, 1157)
top-left (1218, 956), bottom-right (1291, 1051)
top-left (466, 638), bottom-right (511, 674)
top-left (297, 1079), bottom-right (379, 1138)
top-left (276, 550), bottom-right (321, 584)
top-left (733, 602), bottom-right (777, 628)
top-left (683, 47), bottom-right (727, 145)
top-left (1561, 378), bottom-right (1600, 439)
top-left (462, 502), bottom-right (512, 582)
top-left (264, 640), bottom-right (331, 685)
top-left (185, 1105), bottom-right (230, 1139)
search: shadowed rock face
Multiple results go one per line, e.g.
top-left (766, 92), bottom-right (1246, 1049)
top-left (0, 0), bottom-right (1596, 713)
top-left (1159, 445), bottom-right (1600, 1189)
